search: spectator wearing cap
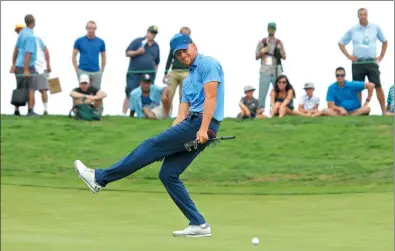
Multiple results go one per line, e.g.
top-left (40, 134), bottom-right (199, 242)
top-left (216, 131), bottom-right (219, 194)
top-left (11, 14), bottom-right (40, 116)
top-left (298, 83), bottom-right (321, 117)
top-left (124, 25), bottom-right (160, 115)
top-left (255, 22), bottom-right (286, 111)
top-left (163, 26), bottom-right (191, 105)
top-left (128, 74), bottom-right (171, 120)
top-left (385, 84), bottom-right (394, 116)
top-left (321, 67), bottom-right (374, 116)
top-left (72, 20), bottom-right (106, 90)
top-left (14, 24), bottom-right (24, 34)
top-left (70, 74), bottom-right (107, 113)
top-left (237, 85), bottom-right (266, 120)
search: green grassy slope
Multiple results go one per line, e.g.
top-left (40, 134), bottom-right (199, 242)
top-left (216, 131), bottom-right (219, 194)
top-left (1, 115), bottom-right (393, 194)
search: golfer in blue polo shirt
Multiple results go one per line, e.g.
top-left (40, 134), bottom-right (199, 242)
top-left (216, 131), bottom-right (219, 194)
top-left (74, 33), bottom-right (225, 238)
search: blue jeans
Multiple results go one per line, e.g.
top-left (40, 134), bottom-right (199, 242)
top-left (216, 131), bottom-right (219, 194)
top-left (95, 113), bottom-right (220, 225)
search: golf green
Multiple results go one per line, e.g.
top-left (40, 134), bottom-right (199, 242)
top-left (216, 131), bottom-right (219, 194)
top-left (2, 185), bottom-right (393, 251)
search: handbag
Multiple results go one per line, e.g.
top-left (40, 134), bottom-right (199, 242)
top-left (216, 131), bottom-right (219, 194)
top-left (11, 78), bottom-right (29, 106)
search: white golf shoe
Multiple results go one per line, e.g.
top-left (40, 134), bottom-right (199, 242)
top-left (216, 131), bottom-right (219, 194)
top-left (173, 223), bottom-right (212, 237)
top-left (74, 160), bottom-right (102, 194)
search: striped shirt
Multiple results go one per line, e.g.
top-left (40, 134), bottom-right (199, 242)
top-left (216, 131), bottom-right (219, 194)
top-left (387, 85), bottom-right (394, 112)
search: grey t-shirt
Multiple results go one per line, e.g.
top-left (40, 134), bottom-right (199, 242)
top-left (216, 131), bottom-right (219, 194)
top-left (241, 97), bottom-right (260, 114)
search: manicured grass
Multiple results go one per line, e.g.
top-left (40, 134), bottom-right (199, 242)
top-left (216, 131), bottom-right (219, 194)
top-left (1, 115), bottom-right (393, 251)
top-left (1, 115), bottom-right (393, 194)
top-left (1, 185), bottom-right (393, 251)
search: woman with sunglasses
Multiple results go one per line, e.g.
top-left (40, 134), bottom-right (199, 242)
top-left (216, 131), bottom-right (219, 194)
top-left (270, 75), bottom-right (305, 118)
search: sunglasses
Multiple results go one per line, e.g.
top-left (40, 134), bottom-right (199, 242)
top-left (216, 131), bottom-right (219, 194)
top-left (336, 74), bottom-right (345, 77)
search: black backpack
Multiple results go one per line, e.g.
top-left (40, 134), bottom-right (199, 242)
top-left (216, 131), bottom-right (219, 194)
top-left (69, 104), bottom-right (102, 121)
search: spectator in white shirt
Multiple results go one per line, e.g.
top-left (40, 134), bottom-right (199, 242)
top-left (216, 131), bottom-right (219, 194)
top-left (34, 36), bottom-right (51, 115)
top-left (298, 83), bottom-right (321, 117)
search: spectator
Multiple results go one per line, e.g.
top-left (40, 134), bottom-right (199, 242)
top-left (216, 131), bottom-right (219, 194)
top-left (11, 14), bottom-right (39, 116)
top-left (298, 83), bottom-right (321, 117)
top-left (321, 67), bottom-right (374, 116)
top-left (124, 25), bottom-right (160, 115)
top-left (385, 85), bottom-right (394, 116)
top-left (270, 75), bottom-right (304, 118)
top-left (9, 23), bottom-right (25, 115)
top-left (70, 74), bottom-right (107, 112)
top-left (338, 8), bottom-right (388, 115)
top-left (34, 35), bottom-right (51, 115)
top-left (72, 20), bottom-right (106, 90)
top-left (237, 85), bottom-right (266, 120)
top-left (163, 26), bottom-right (191, 104)
top-left (255, 22), bottom-right (286, 112)
top-left (128, 74), bottom-right (171, 120)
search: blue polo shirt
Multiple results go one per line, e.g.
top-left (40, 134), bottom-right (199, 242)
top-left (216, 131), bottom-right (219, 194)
top-left (339, 23), bottom-right (387, 60)
top-left (74, 36), bottom-right (106, 72)
top-left (129, 85), bottom-right (164, 118)
top-left (126, 37), bottom-right (160, 72)
top-left (15, 27), bottom-right (36, 67)
top-left (181, 54), bottom-right (225, 122)
top-left (326, 80), bottom-right (365, 112)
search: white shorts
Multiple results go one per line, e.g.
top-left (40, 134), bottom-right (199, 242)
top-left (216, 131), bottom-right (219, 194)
top-left (151, 102), bottom-right (167, 120)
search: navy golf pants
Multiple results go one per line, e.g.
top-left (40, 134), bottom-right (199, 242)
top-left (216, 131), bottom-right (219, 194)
top-left (95, 114), bottom-right (220, 225)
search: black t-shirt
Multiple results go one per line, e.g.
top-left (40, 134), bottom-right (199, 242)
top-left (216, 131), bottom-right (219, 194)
top-left (73, 86), bottom-right (98, 95)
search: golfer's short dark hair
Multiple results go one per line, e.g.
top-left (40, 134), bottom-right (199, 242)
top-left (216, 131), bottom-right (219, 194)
top-left (24, 14), bottom-right (35, 26)
top-left (335, 67), bottom-right (346, 73)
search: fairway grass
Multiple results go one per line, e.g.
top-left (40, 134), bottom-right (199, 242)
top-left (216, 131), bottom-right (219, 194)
top-left (1, 185), bottom-right (393, 251)
top-left (1, 115), bottom-right (393, 250)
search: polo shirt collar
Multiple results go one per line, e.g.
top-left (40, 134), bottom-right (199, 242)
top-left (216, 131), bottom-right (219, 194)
top-left (336, 80), bottom-right (350, 88)
top-left (190, 53), bottom-right (202, 70)
top-left (358, 22), bottom-right (370, 29)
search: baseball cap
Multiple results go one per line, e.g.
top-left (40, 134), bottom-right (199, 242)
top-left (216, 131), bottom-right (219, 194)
top-left (244, 85), bottom-right (256, 93)
top-left (147, 25), bottom-right (158, 34)
top-left (268, 22), bottom-right (277, 29)
top-left (140, 74), bottom-right (151, 82)
top-left (304, 82), bottom-right (315, 89)
top-left (170, 33), bottom-right (193, 56)
top-left (79, 74), bottom-right (90, 84)
top-left (14, 23), bottom-right (25, 32)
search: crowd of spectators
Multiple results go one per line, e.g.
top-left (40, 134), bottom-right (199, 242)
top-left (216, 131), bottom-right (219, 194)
top-left (9, 8), bottom-right (394, 120)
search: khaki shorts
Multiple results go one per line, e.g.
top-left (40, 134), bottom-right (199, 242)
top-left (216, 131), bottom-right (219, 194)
top-left (151, 102), bottom-right (167, 120)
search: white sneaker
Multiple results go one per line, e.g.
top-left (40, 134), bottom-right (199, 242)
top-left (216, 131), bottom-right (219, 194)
top-left (172, 224), bottom-right (212, 237)
top-left (74, 160), bottom-right (102, 194)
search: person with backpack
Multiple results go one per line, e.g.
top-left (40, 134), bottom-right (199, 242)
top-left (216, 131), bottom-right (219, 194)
top-left (70, 74), bottom-right (107, 119)
top-left (255, 22), bottom-right (286, 114)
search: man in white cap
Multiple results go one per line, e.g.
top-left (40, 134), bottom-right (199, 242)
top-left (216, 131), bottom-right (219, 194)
top-left (237, 85), bottom-right (266, 120)
top-left (297, 83), bottom-right (321, 117)
top-left (70, 74), bottom-right (107, 111)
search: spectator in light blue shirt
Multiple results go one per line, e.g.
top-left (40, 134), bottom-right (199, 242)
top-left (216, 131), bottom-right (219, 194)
top-left (129, 74), bottom-right (171, 120)
top-left (338, 8), bottom-right (388, 115)
top-left (12, 14), bottom-right (40, 116)
top-left (322, 67), bottom-right (375, 116)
